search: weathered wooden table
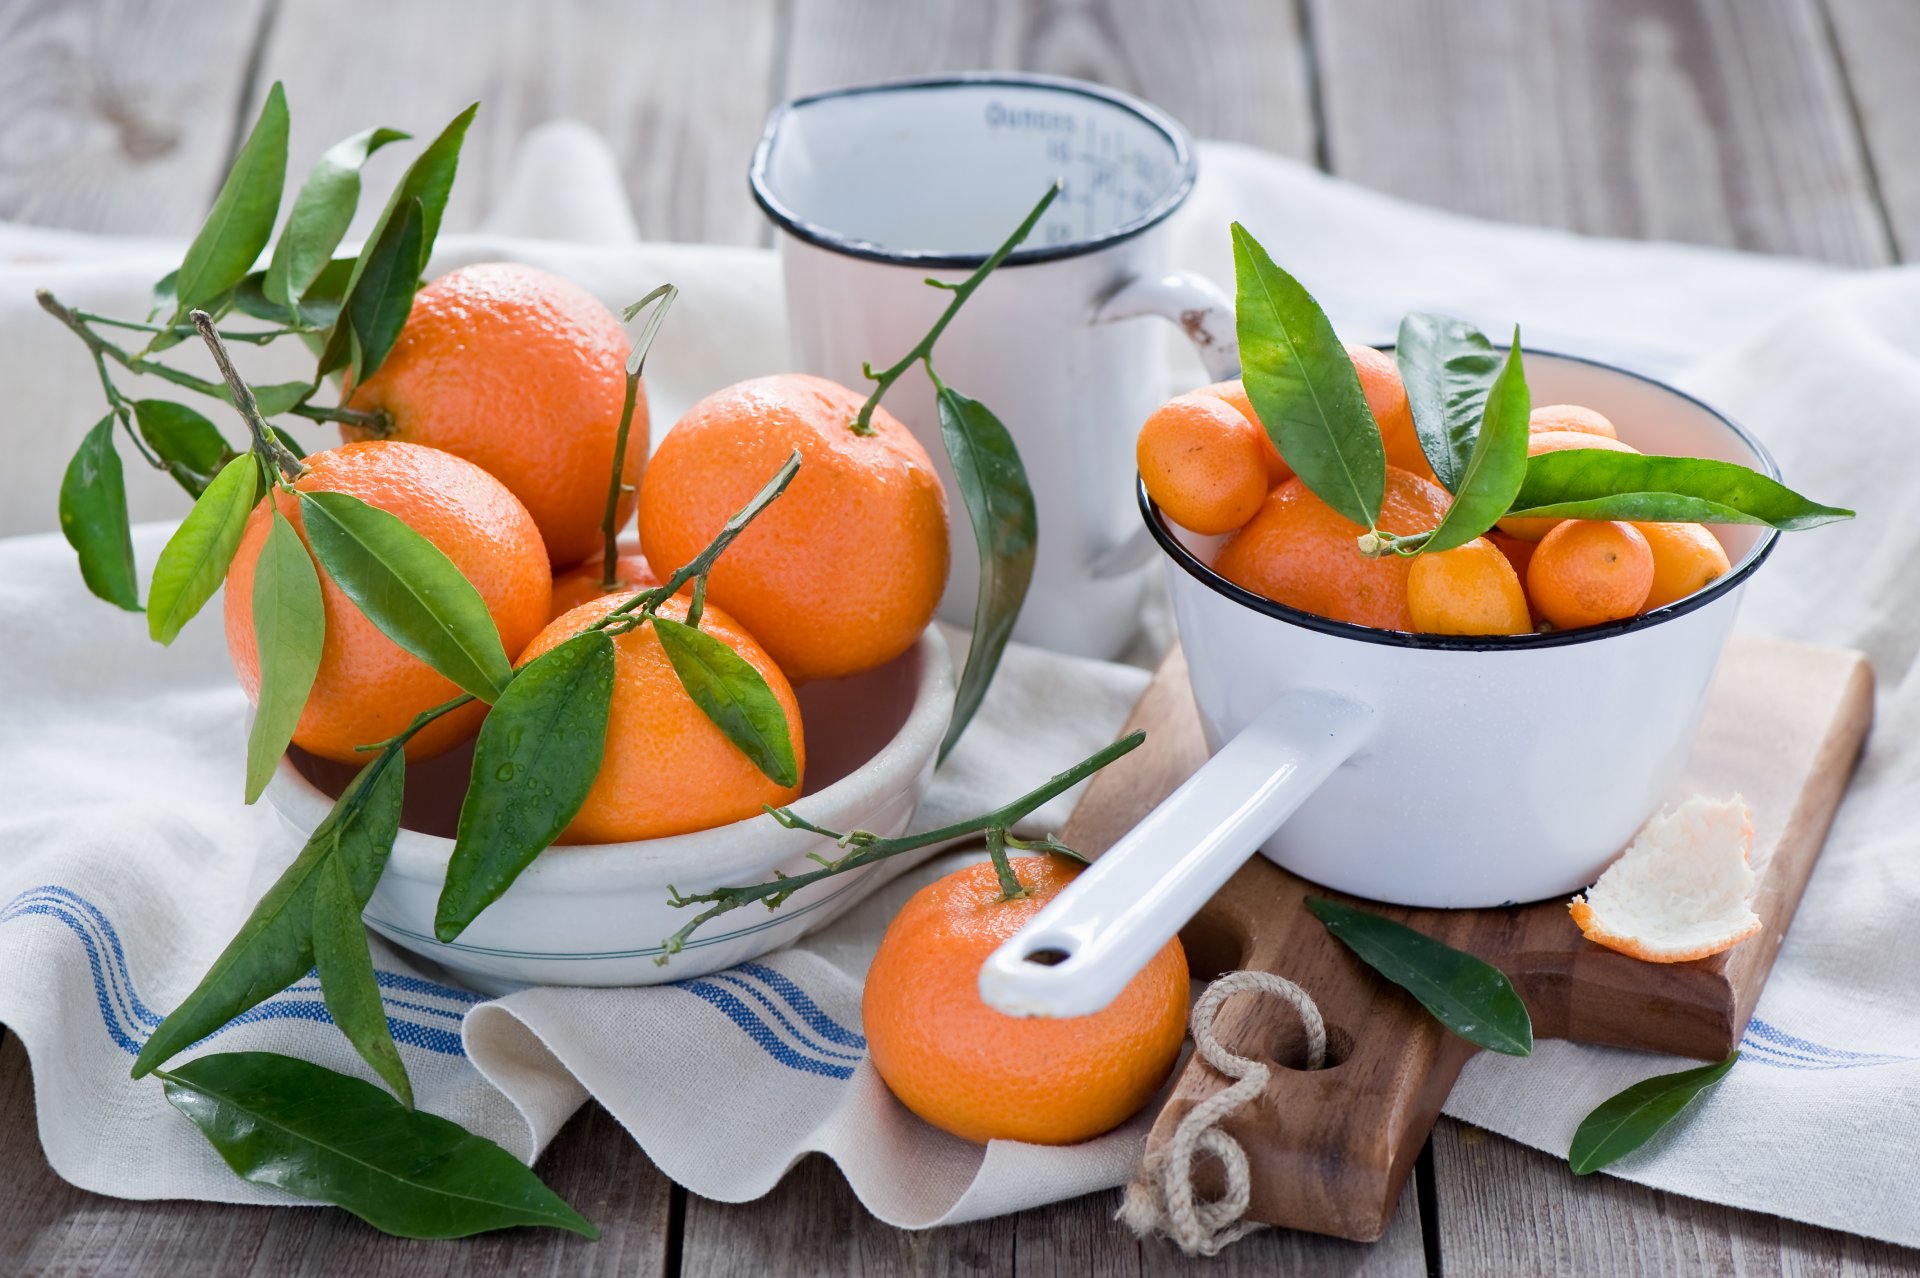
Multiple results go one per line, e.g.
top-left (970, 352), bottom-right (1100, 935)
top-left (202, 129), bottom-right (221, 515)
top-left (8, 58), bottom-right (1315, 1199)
top-left (5, 1), bottom-right (1919, 1272)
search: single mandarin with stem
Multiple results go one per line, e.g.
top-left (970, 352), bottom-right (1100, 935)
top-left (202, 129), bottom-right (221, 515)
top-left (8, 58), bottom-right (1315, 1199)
top-left (1497, 430), bottom-right (1640, 541)
top-left (516, 593), bottom-right (804, 842)
top-left (1529, 404), bottom-right (1618, 438)
top-left (639, 374), bottom-right (948, 683)
top-left (548, 536), bottom-right (661, 621)
top-left (1636, 522), bottom-right (1732, 610)
top-left (223, 440), bottom-right (552, 763)
top-left (1526, 520), bottom-right (1654, 630)
top-left (342, 263), bottom-right (637, 570)
top-left (1346, 342), bottom-right (1437, 483)
top-left (1135, 393), bottom-right (1270, 534)
top-left (862, 854), bottom-right (1189, 1145)
top-left (1214, 466), bottom-right (1451, 630)
top-left (1407, 538), bottom-right (1532, 636)
top-left (1192, 378), bottom-right (1290, 483)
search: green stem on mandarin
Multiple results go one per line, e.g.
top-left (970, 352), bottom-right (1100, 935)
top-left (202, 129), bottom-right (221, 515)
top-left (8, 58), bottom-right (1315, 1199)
top-left (1356, 529), bottom-right (1433, 559)
top-left (353, 692), bottom-right (475, 753)
top-left (654, 730), bottom-right (1145, 959)
top-left (191, 311), bottom-right (307, 482)
top-left (74, 310), bottom-right (302, 343)
top-left (600, 284), bottom-right (680, 591)
top-left (984, 828), bottom-right (1028, 902)
top-left (848, 183), bottom-right (1061, 436)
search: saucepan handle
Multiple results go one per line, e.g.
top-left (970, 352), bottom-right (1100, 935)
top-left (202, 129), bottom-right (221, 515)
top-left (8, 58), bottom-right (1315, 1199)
top-left (978, 689), bottom-right (1375, 1018)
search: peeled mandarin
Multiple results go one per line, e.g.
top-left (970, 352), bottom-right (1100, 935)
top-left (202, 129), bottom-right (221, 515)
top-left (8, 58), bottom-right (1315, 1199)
top-left (1408, 538), bottom-right (1532, 636)
top-left (1529, 404), bottom-right (1617, 438)
top-left (1136, 393), bottom-right (1271, 534)
top-left (1636, 521), bottom-right (1732, 610)
top-left (1527, 520), bottom-right (1654, 630)
top-left (1497, 430), bottom-right (1640, 541)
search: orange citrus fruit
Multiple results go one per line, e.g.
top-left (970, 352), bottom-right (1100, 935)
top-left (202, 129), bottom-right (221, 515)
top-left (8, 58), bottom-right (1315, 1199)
top-left (1497, 430), bottom-right (1640, 541)
top-left (342, 262), bottom-right (636, 570)
top-left (516, 593), bottom-right (804, 842)
top-left (1347, 343), bottom-right (1436, 483)
top-left (1529, 404), bottom-right (1617, 438)
top-left (862, 854), bottom-right (1188, 1145)
top-left (1408, 538), bottom-right (1531, 636)
top-left (1636, 522), bottom-right (1732, 610)
top-left (224, 440), bottom-right (552, 763)
top-left (1136, 393), bottom-right (1270, 534)
top-left (1526, 520), bottom-right (1654, 630)
top-left (1214, 466), bottom-right (1451, 630)
top-left (1192, 379), bottom-right (1289, 483)
top-left (638, 374), bottom-right (948, 683)
top-left (549, 539), bottom-right (661, 621)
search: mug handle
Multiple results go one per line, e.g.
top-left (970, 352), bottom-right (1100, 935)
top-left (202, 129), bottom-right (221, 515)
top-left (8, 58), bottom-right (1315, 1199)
top-left (1086, 271), bottom-right (1242, 580)
top-left (978, 689), bottom-right (1375, 1018)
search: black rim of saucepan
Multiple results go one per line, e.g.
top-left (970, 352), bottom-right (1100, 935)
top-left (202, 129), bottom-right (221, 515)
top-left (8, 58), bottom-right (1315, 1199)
top-left (1142, 346), bottom-right (1782, 652)
top-left (748, 72), bottom-right (1199, 270)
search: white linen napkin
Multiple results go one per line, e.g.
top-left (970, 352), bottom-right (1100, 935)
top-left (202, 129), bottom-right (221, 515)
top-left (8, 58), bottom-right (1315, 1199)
top-left (3, 124), bottom-right (1918, 1245)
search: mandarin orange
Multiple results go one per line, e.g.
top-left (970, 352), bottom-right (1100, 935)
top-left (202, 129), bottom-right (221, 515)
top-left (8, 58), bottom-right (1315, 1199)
top-left (342, 263), bottom-right (636, 570)
top-left (1346, 343), bottom-right (1436, 482)
top-left (1529, 404), bottom-right (1618, 438)
top-left (1527, 520), bottom-right (1654, 629)
top-left (223, 440), bottom-right (552, 763)
top-left (1192, 378), bottom-right (1290, 483)
top-left (517, 593), bottom-right (804, 842)
top-left (638, 374), bottom-right (948, 683)
top-left (1408, 538), bottom-right (1531, 636)
top-left (1136, 393), bottom-right (1270, 534)
top-left (862, 854), bottom-right (1188, 1146)
top-left (1637, 521), bottom-right (1732, 610)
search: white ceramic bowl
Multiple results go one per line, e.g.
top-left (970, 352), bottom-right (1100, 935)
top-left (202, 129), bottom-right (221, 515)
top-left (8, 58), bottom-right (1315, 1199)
top-left (266, 626), bottom-right (953, 993)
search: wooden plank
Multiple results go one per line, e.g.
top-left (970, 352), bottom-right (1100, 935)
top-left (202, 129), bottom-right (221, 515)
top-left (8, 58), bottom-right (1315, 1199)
top-left (678, 1152), bottom-right (1427, 1276)
top-left (1821, 0), bottom-right (1920, 260)
top-left (0, 1031), bottom-right (673, 1276)
top-left (0, 0), bottom-right (271, 234)
top-left (244, 0), bottom-right (780, 246)
top-left (1306, 0), bottom-right (1893, 265)
top-left (782, 0), bottom-right (1315, 161)
top-left (1433, 1118), bottom-right (1920, 1276)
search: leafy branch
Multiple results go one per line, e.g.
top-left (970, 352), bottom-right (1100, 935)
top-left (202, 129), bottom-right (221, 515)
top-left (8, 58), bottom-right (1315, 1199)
top-left (658, 729), bottom-right (1145, 959)
top-left (599, 283), bottom-right (679, 590)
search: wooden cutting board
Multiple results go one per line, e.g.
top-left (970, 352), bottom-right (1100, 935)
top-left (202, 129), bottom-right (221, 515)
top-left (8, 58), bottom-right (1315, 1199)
top-left (1055, 634), bottom-right (1873, 1243)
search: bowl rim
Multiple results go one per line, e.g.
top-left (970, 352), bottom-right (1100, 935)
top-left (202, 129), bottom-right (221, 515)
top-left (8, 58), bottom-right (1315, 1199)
top-left (1143, 346), bottom-right (1781, 652)
top-left (748, 71), bottom-right (1199, 270)
top-left (268, 625), bottom-right (955, 890)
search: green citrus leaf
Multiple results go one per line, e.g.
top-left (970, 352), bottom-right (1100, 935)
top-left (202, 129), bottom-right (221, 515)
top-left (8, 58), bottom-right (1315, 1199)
top-left (263, 127), bottom-right (410, 310)
top-left (320, 103), bottom-right (476, 378)
top-left (271, 426), bottom-right (307, 460)
top-left (1396, 312), bottom-right (1503, 494)
top-left (246, 510), bottom-right (325, 803)
top-left (933, 381), bottom-right (1035, 761)
top-left (1231, 222), bottom-right (1383, 527)
top-left (233, 257), bottom-right (354, 330)
top-left (437, 631), bottom-right (615, 942)
top-left (1307, 896), bottom-right (1533, 1056)
top-left (653, 615), bottom-right (798, 787)
top-left (134, 399), bottom-right (236, 497)
top-left (58, 415), bottom-right (140, 610)
top-left (1419, 330), bottom-right (1531, 555)
top-left (312, 854), bottom-right (412, 1107)
top-left (157, 1051), bottom-right (595, 1239)
top-left (345, 197), bottom-right (426, 382)
top-left (1569, 1052), bottom-right (1738, 1174)
top-left (297, 489), bottom-right (511, 702)
top-left (132, 749), bottom-right (403, 1077)
top-left (148, 454), bottom-right (257, 645)
top-left (216, 379), bottom-right (314, 419)
top-left (167, 82), bottom-right (288, 319)
top-left (1505, 452), bottom-right (1854, 528)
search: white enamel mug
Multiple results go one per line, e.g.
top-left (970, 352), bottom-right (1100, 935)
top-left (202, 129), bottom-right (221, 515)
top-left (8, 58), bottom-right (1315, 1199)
top-left (750, 74), bottom-right (1238, 660)
top-left (981, 352), bottom-right (1781, 1017)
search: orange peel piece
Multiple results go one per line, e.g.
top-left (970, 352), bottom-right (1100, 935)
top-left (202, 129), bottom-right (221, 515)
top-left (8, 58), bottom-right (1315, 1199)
top-left (1570, 796), bottom-right (1760, 963)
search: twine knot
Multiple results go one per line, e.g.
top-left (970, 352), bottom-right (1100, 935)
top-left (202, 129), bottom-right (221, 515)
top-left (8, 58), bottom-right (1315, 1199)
top-left (1118, 969), bottom-right (1325, 1256)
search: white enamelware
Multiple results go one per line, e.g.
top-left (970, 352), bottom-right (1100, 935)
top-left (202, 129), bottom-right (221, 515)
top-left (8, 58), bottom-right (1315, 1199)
top-left (980, 352), bottom-right (1781, 1018)
top-left (751, 73), bottom-right (1238, 661)
top-left (265, 628), bottom-right (954, 994)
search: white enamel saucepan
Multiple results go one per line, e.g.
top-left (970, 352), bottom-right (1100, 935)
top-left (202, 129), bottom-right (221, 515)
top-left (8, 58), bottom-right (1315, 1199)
top-left (980, 351), bottom-right (1780, 1018)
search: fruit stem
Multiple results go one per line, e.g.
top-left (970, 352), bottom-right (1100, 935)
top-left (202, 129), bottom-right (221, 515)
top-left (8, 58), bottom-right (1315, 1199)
top-left (984, 829), bottom-right (1029, 902)
top-left (600, 284), bottom-right (679, 591)
top-left (848, 182), bottom-right (1061, 436)
top-left (191, 311), bottom-right (308, 482)
top-left (353, 693), bottom-right (475, 753)
top-left (654, 729), bottom-right (1143, 960)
